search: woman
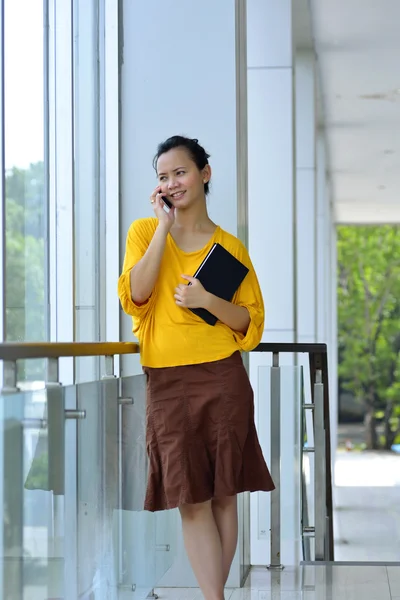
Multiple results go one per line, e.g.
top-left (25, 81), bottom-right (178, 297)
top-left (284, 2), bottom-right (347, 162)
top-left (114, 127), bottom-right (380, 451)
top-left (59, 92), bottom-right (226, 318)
top-left (118, 135), bottom-right (274, 600)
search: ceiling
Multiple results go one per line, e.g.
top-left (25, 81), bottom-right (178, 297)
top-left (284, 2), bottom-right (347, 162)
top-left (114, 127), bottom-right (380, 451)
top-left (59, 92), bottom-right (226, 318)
top-left (309, 0), bottom-right (400, 223)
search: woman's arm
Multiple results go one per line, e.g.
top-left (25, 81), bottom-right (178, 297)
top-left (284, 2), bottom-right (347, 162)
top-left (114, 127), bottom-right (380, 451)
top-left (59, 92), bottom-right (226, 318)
top-left (175, 276), bottom-right (250, 334)
top-left (129, 189), bottom-right (175, 304)
top-left (130, 222), bottom-right (169, 304)
top-left (203, 294), bottom-right (250, 334)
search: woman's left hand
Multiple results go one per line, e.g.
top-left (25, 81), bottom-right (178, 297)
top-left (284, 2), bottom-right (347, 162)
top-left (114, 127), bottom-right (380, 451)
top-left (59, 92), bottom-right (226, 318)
top-left (174, 276), bottom-right (209, 309)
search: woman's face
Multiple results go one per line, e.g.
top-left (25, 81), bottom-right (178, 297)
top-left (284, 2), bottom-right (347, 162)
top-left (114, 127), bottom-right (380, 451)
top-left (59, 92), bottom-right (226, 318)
top-left (157, 147), bottom-right (210, 209)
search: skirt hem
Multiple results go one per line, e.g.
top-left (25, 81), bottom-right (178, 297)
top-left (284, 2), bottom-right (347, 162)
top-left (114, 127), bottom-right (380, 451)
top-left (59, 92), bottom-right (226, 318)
top-left (144, 484), bottom-right (275, 513)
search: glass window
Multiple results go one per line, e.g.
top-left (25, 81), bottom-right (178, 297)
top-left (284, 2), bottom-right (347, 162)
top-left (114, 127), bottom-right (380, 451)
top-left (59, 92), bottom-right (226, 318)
top-left (3, 0), bottom-right (48, 381)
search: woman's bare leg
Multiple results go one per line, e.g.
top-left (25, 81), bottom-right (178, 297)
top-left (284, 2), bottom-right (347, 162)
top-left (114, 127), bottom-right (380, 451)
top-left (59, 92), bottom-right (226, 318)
top-left (179, 500), bottom-right (225, 600)
top-left (211, 495), bottom-right (238, 584)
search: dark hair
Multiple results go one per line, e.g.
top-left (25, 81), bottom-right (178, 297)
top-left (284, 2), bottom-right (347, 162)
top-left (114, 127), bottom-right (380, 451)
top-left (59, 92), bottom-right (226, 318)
top-left (153, 135), bottom-right (211, 195)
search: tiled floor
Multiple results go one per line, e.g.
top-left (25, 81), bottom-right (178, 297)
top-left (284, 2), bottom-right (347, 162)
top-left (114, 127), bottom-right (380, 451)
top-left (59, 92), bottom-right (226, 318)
top-left (334, 452), bottom-right (400, 562)
top-left (155, 564), bottom-right (400, 600)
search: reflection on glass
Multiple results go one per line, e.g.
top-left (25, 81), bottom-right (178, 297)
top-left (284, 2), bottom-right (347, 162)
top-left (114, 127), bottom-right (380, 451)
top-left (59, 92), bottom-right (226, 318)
top-left (2, 387), bottom-right (62, 600)
top-left (4, 0), bottom-right (47, 381)
top-left (1, 371), bottom-right (179, 599)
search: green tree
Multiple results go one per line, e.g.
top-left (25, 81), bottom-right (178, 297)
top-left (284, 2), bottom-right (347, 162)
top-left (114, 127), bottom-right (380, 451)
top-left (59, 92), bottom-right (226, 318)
top-left (5, 162), bottom-right (46, 380)
top-left (338, 225), bottom-right (400, 450)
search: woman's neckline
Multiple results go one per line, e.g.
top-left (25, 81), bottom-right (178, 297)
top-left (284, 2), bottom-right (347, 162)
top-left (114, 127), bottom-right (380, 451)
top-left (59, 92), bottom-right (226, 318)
top-left (168, 225), bottom-right (220, 256)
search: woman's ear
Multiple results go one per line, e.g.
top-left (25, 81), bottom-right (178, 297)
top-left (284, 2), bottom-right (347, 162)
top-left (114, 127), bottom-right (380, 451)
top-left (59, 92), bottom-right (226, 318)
top-left (202, 164), bottom-right (211, 184)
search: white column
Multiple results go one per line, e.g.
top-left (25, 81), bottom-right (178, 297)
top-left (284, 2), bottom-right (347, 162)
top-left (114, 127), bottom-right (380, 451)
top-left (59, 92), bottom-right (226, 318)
top-left (48, 0), bottom-right (74, 385)
top-left (103, 0), bottom-right (120, 375)
top-left (316, 132), bottom-right (327, 343)
top-left (73, 0), bottom-right (101, 383)
top-left (329, 214), bottom-right (338, 464)
top-left (247, 0), bottom-right (299, 565)
top-left (295, 51), bottom-right (317, 346)
top-left (316, 133), bottom-right (338, 464)
top-left (119, 0), bottom-right (248, 588)
top-left (247, 0), bottom-right (296, 347)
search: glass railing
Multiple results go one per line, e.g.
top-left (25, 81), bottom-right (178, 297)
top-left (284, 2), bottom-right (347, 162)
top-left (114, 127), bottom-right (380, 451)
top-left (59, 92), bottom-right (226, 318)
top-left (0, 341), bottom-right (333, 599)
top-left (255, 343), bottom-right (334, 568)
top-left (1, 343), bottom-right (177, 600)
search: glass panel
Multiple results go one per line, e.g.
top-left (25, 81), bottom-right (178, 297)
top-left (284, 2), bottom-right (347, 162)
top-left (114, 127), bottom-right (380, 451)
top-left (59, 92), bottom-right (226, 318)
top-left (1, 373), bottom-right (176, 600)
top-left (258, 365), bottom-right (302, 562)
top-left (75, 373), bottom-right (176, 599)
top-left (1, 385), bottom-right (65, 600)
top-left (119, 374), bottom-right (177, 597)
top-left (75, 378), bottom-right (119, 598)
top-left (3, 0), bottom-right (48, 381)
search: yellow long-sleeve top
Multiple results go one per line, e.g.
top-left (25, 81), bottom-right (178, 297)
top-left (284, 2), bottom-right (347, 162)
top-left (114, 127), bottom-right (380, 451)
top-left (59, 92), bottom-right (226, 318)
top-left (118, 218), bottom-right (264, 368)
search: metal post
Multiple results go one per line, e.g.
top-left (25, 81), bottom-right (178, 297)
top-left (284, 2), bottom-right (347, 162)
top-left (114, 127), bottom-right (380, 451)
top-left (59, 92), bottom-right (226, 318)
top-left (116, 395), bottom-right (133, 588)
top-left (45, 358), bottom-right (64, 566)
top-left (46, 357), bottom-right (61, 387)
top-left (325, 515), bottom-right (331, 561)
top-left (314, 369), bottom-right (326, 560)
top-left (64, 410), bottom-right (86, 419)
top-left (104, 355), bottom-right (115, 379)
top-left (117, 398), bottom-right (124, 587)
top-left (268, 352), bottom-right (284, 570)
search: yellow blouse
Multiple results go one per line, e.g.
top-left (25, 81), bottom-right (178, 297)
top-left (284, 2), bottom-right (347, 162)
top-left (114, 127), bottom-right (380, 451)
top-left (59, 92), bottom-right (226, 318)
top-left (118, 218), bottom-right (264, 368)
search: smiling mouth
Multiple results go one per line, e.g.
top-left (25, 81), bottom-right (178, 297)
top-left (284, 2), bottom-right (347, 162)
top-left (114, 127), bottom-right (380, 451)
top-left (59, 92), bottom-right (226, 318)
top-left (171, 191), bottom-right (186, 199)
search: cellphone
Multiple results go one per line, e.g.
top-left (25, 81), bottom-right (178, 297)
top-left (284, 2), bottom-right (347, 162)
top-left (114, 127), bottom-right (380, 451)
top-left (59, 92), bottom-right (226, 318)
top-left (162, 196), bottom-right (173, 209)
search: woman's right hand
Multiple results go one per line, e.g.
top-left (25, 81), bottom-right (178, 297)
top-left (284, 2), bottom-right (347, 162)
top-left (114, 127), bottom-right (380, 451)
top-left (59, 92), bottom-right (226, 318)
top-left (150, 187), bottom-right (175, 229)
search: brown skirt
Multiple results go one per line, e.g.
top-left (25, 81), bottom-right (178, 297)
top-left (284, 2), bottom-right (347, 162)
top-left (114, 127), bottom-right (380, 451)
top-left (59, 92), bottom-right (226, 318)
top-left (143, 351), bottom-right (275, 512)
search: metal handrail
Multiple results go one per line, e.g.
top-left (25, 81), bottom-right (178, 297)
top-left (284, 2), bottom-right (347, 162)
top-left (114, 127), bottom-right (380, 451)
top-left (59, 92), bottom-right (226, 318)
top-left (255, 342), bottom-right (327, 354)
top-left (0, 341), bottom-right (139, 360)
top-left (0, 341), bottom-right (326, 361)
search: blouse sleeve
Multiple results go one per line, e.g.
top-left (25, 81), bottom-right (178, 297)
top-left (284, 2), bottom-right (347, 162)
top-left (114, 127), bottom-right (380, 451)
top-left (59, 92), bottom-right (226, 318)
top-left (117, 219), bottom-right (156, 319)
top-left (231, 243), bottom-right (265, 352)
